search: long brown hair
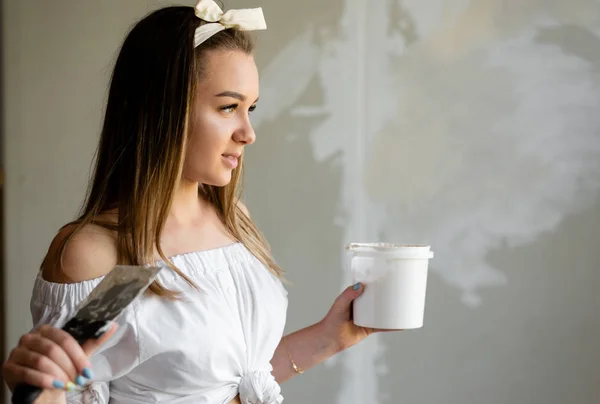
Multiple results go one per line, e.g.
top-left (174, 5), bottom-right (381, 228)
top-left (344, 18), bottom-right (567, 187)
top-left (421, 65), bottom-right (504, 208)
top-left (44, 6), bottom-right (282, 297)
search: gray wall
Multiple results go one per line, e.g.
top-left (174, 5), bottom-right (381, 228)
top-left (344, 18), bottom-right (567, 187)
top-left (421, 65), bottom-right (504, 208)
top-left (4, 1), bottom-right (600, 403)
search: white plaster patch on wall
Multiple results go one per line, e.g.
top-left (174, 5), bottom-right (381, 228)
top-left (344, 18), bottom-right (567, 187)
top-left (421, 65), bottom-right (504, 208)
top-left (311, 0), bottom-right (392, 401)
top-left (368, 19), bottom-right (600, 306)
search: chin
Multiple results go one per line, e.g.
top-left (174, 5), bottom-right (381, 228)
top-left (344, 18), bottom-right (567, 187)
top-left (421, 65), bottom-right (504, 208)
top-left (206, 173), bottom-right (233, 188)
top-left (215, 179), bottom-right (232, 187)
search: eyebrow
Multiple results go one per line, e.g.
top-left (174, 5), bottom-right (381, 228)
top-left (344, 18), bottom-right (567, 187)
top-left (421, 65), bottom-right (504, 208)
top-left (215, 91), bottom-right (259, 103)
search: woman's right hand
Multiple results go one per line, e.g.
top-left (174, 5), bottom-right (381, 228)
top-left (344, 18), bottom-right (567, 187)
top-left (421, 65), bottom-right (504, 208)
top-left (2, 323), bottom-right (118, 401)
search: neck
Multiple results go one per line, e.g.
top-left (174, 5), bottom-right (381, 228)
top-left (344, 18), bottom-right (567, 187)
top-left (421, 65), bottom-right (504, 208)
top-left (169, 178), bottom-right (205, 225)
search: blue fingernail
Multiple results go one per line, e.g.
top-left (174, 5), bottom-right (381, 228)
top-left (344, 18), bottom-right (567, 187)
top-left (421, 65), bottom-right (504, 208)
top-left (353, 283), bottom-right (361, 290)
top-left (82, 367), bottom-right (93, 379)
top-left (52, 380), bottom-right (65, 389)
top-left (75, 375), bottom-right (86, 386)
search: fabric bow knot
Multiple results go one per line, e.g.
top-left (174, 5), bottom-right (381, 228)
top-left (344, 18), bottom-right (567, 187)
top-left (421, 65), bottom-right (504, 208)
top-left (193, 0), bottom-right (267, 47)
top-left (238, 369), bottom-right (283, 404)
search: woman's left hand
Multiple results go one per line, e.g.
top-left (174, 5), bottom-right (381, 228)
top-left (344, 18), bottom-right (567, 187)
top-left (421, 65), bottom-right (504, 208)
top-left (318, 283), bottom-right (398, 353)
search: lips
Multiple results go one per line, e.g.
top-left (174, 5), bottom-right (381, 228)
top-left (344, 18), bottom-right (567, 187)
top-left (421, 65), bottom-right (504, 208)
top-left (222, 152), bottom-right (240, 169)
top-left (222, 152), bottom-right (241, 159)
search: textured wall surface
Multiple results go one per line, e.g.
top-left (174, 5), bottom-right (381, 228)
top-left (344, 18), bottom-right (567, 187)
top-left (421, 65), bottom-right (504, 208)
top-left (4, 1), bottom-right (600, 403)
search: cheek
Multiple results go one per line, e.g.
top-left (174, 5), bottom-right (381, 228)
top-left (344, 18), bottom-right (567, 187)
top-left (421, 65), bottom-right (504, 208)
top-left (185, 113), bottom-right (231, 166)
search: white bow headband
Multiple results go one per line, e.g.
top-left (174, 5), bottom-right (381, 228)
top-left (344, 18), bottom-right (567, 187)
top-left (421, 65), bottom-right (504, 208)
top-left (193, 0), bottom-right (267, 48)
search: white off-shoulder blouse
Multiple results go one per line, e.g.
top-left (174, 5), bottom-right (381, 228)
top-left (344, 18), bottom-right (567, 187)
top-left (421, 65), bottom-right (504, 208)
top-left (30, 243), bottom-right (288, 404)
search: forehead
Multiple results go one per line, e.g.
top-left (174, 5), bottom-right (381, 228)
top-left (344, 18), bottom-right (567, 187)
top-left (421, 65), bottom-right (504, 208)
top-left (196, 50), bottom-right (259, 96)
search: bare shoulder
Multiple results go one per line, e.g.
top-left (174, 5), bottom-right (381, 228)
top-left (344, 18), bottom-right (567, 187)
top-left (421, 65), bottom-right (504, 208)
top-left (42, 222), bottom-right (118, 283)
top-left (237, 200), bottom-right (250, 217)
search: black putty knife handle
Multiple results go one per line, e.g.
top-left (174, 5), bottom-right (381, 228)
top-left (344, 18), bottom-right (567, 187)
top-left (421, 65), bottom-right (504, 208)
top-left (11, 384), bottom-right (42, 404)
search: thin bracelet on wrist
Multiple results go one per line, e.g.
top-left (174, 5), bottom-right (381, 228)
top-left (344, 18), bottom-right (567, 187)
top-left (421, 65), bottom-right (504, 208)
top-left (283, 335), bottom-right (304, 374)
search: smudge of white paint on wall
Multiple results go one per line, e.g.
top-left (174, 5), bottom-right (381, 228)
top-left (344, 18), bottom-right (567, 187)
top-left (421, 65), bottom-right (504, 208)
top-left (253, 0), bottom-right (398, 401)
top-left (367, 21), bottom-right (600, 306)
top-left (316, 0), bottom-right (390, 403)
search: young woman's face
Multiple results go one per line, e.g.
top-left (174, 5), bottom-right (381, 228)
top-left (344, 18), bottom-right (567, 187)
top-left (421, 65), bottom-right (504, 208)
top-left (183, 49), bottom-right (259, 187)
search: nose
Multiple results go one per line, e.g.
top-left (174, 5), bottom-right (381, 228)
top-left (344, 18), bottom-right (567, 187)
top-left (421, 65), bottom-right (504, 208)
top-left (232, 117), bottom-right (256, 145)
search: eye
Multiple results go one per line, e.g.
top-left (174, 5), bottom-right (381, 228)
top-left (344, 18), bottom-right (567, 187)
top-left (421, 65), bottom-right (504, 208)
top-left (249, 104), bottom-right (257, 113)
top-left (220, 104), bottom-right (238, 114)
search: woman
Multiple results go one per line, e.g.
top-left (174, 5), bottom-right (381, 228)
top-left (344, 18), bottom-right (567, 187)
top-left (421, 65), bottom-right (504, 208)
top-left (2, 1), bottom-right (385, 403)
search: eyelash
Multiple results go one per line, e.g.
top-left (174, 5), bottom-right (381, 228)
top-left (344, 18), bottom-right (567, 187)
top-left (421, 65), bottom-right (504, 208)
top-left (221, 104), bottom-right (257, 114)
